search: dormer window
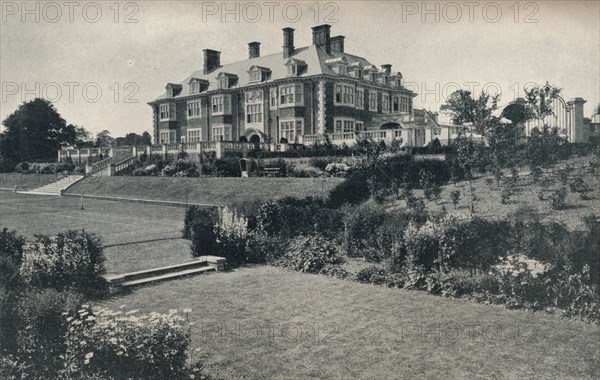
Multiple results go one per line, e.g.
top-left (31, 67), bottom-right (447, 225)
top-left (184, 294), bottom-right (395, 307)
top-left (216, 73), bottom-right (238, 89)
top-left (355, 68), bottom-right (363, 78)
top-left (325, 56), bottom-right (348, 76)
top-left (369, 72), bottom-right (377, 81)
top-left (188, 78), bottom-right (209, 94)
top-left (165, 83), bottom-right (182, 98)
top-left (248, 65), bottom-right (271, 83)
top-left (285, 58), bottom-right (306, 77)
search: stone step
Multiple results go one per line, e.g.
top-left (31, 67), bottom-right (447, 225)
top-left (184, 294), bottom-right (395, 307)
top-left (119, 266), bottom-right (215, 288)
top-left (104, 259), bottom-right (211, 284)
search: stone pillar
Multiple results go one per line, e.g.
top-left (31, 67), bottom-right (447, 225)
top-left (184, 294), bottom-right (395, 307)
top-left (108, 164), bottom-right (115, 177)
top-left (567, 98), bottom-right (587, 143)
top-left (57, 150), bottom-right (62, 163)
top-left (162, 144), bottom-right (167, 159)
top-left (215, 141), bottom-right (223, 159)
top-left (146, 146), bottom-right (151, 156)
top-left (424, 128), bottom-right (432, 146)
top-left (132, 146), bottom-right (138, 158)
top-left (109, 147), bottom-right (114, 158)
top-left (401, 128), bottom-right (410, 147)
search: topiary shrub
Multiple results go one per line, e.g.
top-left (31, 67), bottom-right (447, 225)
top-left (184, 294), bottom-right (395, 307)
top-left (188, 208), bottom-right (218, 257)
top-left (280, 236), bottom-right (339, 273)
top-left (326, 175), bottom-right (370, 208)
top-left (356, 266), bottom-right (388, 285)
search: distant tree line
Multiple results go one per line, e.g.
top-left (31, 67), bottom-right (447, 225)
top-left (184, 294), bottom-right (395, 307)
top-left (0, 98), bottom-right (151, 164)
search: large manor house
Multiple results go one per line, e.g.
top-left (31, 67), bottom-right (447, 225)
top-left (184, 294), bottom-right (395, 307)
top-left (148, 24), bottom-right (449, 148)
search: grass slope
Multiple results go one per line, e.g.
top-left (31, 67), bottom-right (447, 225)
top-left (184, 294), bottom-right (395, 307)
top-left (65, 176), bottom-right (344, 205)
top-left (98, 266), bottom-right (600, 379)
top-left (0, 173), bottom-right (60, 190)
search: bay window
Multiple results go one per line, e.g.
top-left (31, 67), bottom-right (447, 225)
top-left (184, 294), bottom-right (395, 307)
top-left (211, 95), bottom-right (231, 115)
top-left (279, 84), bottom-right (303, 107)
top-left (368, 93), bottom-right (377, 111)
top-left (187, 100), bottom-right (201, 118)
top-left (334, 118), bottom-right (355, 133)
top-left (280, 119), bottom-right (303, 143)
top-left (187, 128), bottom-right (202, 142)
top-left (212, 125), bottom-right (231, 141)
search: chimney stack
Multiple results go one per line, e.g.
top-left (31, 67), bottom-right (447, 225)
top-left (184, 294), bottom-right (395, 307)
top-left (330, 36), bottom-right (345, 53)
top-left (312, 24), bottom-right (331, 53)
top-left (282, 27), bottom-right (295, 58)
top-left (203, 49), bottom-right (221, 74)
top-left (381, 64), bottom-right (392, 74)
top-left (248, 42), bottom-right (261, 59)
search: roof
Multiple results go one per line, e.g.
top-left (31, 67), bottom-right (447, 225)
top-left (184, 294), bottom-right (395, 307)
top-left (151, 45), bottom-right (410, 102)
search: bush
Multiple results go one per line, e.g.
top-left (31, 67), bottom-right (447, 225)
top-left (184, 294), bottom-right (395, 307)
top-left (356, 266), bottom-right (388, 285)
top-left (279, 236), bottom-right (339, 273)
top-left (214, 207), bottom-right (248, 267)
top-left (16, 289), bottom-right (85, 376)
top-left (549, 186), bottom-right (567, 210)
top-left (19, 230), bottom-right (106, 294)
top-left (318, 263), bottom-right (352, 280)
top-left (449, 190), bottom-right (460, 208)
top-left (188, 208), bottom-right (218, 257)
top-left (15, 162), bottom-right (29, 173)
top-left (326, 175), bottom-right (370, 208)
top-left (287, 162), bottom-right (323, 177)
top-left (215, 157), bottom-right (241, 177)
top-left (256, 197), bottom-right (343, 240)
top-left (244, 231), bottom-right (289, 264)
top-left (61, 306), bottom-right (192, 380)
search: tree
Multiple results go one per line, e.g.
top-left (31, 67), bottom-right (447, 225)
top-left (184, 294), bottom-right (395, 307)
top-left (440, 90), bottom-right (499, 135)
top-left (0, 98), bottom-right (78, 162)
top-left (94, 130), bottom-right (115, 147)
top-left (523, 82), bottom-right (562, 122)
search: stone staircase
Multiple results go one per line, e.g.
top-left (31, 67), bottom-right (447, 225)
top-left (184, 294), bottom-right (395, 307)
top-left (18, 175), bottom-right (84, 196)
top-left (102, 256), bottom-right (226, 292)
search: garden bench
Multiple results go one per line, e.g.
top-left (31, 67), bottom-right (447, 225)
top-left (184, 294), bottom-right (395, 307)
top-left (263, 167), bottom-right (281, 177)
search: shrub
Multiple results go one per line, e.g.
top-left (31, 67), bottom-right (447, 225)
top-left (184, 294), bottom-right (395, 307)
top-left (214, 206), bottom-right (248, 267)
top-left (279, 236), bottom-right (339, 273)
top-left (569, 177), bottom-right (592, 199)
top-left (530, 165), bottom-right (544, 182)
top-left (61, 306), bottom-right (192, 380)
top-left (549, 186), bottom-right (567, 210)
top-left (324, 162), bottom-right (349, 176)
top-left (16, 289), bottom-right (85, 376)
top-left (449, 190), bottom-right (460, 208)
top-left (15, 162), bottom-right (29, 173)
top-left (215, 157), bottom-right (242, 177)
top-left (244, 231), bottom-right (289, 264)
top-left (287, 162), bottom-right (323, 177)
top-left (326, 175), bottom-right (370, 208)
top-left (440, 269), bottom-right (501, 297)
top-left (319, 263), bottom-right (352, 280)
top-left (19, 230), bottom-right (105, 294)
top-left (356, 266), bottom-right (388, 285)
top-left (310, 157), bottom-right (330, 171)
top-left (188, 208), bottom-right (218, 257)
top-left (419, 169), bottom-right (441, 201)
top-left (501, 183), bottom-right (513, 204)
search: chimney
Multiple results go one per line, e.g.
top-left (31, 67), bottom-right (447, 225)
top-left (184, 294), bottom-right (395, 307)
top-left (282, 27), bottom-right (295, 58)
top-left (331, 36), bottom-right (345, 53)
top-left (312, 24), bottom-right (331, 53)
top-left (203, 49), bottom-right (221, 74)
top-left (248, 42), bottom-right (260, 59)
top-left (381, 64), bottom-right (392, 74)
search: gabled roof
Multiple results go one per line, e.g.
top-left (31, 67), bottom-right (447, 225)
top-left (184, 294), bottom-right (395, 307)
top-left (152, 45), bottom-right (410, 102)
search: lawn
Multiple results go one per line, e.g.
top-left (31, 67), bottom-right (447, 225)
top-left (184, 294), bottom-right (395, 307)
top-left (65, 176), bottom-right (344, 205)
top-left (0, 172), bottom-right (61, 190)
top-left (0, 192), bottom-right (190, 274)
top-left (97, 266), bottom-right (600, 379)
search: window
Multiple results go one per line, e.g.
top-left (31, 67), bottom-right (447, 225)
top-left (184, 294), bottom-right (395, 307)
top-left (369, 93), bottom-right (377, 111)
top-left (212, 125), bottom-right (231, 141)
top-left (380, 75), bottom-right (388, 85)
top-left (369, 72), bottom-right (377, 81)
top-left (187, 100), bottom-right (201, 118)
top-left (334, 118), bottom-right (355, 133)
top-left (394, 78), bottom-right (402, 87)
top-left (249, 71), bottom-right (261, 82)
top-left (279, 84), bottom-right (303, 107)
top-left (393, 97), bottom-right (399, 112)
top-left (356, 121), bottom-right (364, 132)
top-left (190, 82), bottom-right (200, 94)
top-left (356, 89), bottom-right (364, 109)
top-left (280, 119), bottom-right (303, 143)
top-left (211, 95), bottom-right (231, 115)
top-left (336, 66), bottom-right (347, 75)
top-left (246, 104), bottom-right (262, 124)
top-left (382, 94), bottom-right (390, 112)
top-left (218, 77), bottom-right (228, 89)
top-left (287, 65), bottom-right (297, 76)
top-left (159, 104), bottom-right (172, 120)
top-left (270, 87), bottom-right (278, 108)
top-left (355, 68), bottom-right (363, 78)
top-left (187, 128), bottom-right (202, 142)
top-left (159, 131), bottom-right (170, 144)
top-left (335, 85), bottom-right (355, 105)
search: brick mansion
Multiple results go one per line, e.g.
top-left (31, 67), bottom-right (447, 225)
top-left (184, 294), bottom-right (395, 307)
top-left (148, 24), bottom-right (447, 148)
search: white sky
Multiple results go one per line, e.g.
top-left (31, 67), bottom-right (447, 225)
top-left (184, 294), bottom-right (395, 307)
top-left (1, 0), bottom-right (599, 136)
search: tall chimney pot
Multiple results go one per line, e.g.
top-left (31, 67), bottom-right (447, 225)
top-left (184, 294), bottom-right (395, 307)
top-left (312, 24), bottom-right (331, 53)
top-left (248, 42), bottom-right (261, 59)
top-left (331, 35), bottom-right (345, 53)
top-left (282, 27), bottom-right (295, 58)
top-left (203, 49), bottom-right (221, 75)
